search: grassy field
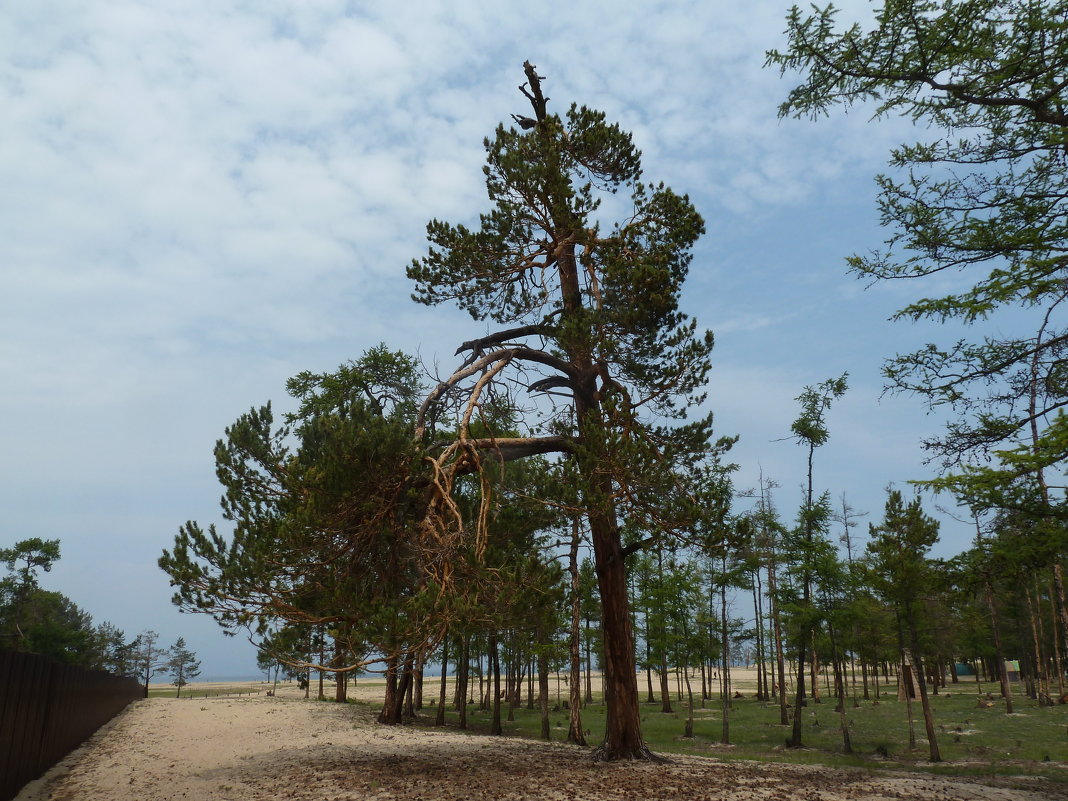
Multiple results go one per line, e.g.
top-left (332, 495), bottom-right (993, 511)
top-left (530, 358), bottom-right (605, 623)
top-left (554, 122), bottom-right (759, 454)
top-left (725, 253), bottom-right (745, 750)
top-left (401, 681), bottom-right (1068, 782)
top-left (146, 683), bottom-right (267, 699)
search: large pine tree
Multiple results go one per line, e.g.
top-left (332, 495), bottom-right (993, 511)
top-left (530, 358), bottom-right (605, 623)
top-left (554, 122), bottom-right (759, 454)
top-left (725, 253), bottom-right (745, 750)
top-left (408, 62), bottom-right (727, 760)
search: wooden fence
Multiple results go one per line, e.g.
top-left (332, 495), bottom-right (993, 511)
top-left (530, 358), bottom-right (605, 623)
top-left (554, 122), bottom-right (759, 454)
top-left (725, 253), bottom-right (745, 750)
top-left (0, 650), bottom-right (142, 801)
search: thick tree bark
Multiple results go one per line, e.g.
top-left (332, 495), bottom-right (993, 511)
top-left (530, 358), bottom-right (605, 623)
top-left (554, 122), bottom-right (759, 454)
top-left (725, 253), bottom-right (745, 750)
top-left (379, 656), bottom-right (398, 723)
top-left (590, 515), bottom-right (655, 760)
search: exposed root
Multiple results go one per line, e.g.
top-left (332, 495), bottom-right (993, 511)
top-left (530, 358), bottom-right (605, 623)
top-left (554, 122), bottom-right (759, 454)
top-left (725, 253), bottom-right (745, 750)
top-left (589, 743), bottom-right (673, 764)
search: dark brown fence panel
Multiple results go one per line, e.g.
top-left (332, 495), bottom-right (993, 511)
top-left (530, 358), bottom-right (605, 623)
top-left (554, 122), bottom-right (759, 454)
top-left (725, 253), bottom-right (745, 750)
top-left (0, 651), bottom-right (141, 801)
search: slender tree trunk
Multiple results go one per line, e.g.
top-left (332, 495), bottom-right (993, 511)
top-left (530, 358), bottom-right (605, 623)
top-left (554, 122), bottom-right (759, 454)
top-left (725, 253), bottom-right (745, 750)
top-left (528, 655), bottom-right (535, 710)
top-left (538, 643), bottom-right (551, 740)
top-left (766, 550), bottom-right (789, 726)
top-left (489, 632), bottom-right (502, 735)
top-left (315, 631), bottom-right (325, 700)
top-left (568, 520), bottom-right (588, 745)
top-left (645, 637), bottom-right (655, 703)
top-left (1026, 582), bottom-right (1050, 705)
top-left (1052, 563), bottom-right (1068, 672)
top-left (825, 613), bottom-right (852, 754)
top-left (752, 571), bottom-right (767, 701)
top-left (404, 659), bottom-right (415, 719)
top-left (436, 634), bottom-right (448, 727)
top-left (811, 647), bottom-right (821, 704)
top-left (414, 653), bottom-right (424, 710)
top-left (458, 636), bottom-right (470, 729)
top-left (720, 556), bottom-right (731, 745)
top-left (683, 643), bottom-right (695, 738)
top-left (897, 622), bottom-right (916, 751)
top-left (985, 580), bottom-right (1014, 713)
top-left (903, 605), bottom-right (940, 762)
top-left (584, 619), bottom-right (593, 704)
top-left (1051, 576), bottom-right (1065, 699)
top-left (656, 548), bottom-right (673, 713)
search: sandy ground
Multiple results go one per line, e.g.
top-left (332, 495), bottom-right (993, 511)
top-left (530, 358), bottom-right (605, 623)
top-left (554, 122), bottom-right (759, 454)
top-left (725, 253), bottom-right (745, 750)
top-left (15, 682), bottom-right (1068, 801)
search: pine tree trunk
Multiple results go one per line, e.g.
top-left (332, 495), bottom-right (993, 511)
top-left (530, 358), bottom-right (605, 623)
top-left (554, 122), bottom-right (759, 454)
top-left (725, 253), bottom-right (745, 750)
top-left (436, 634), bottom-right (448, 727)
top-left (811, 647), bottom-right (821, 703)
top-left (560, 238), bottom-right (651, 761)
top-left (684, 654), bottom-right (695, 738)
top-left (538, 645), bottom-right (551, 740)
top-left (490, 632), bottom-right (502, 735)
top-left (584, 621), bottom-right (593, 704)
top-left (568, 520), bottom-right (588, 745)
top-left (414, 653), bottom-right (424, 710)
top-left (458, 636), bottom-right (469, 729)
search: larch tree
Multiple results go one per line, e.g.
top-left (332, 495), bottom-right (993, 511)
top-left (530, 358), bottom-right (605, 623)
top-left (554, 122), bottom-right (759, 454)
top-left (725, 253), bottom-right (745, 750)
top-left (408, 62), bottom-right (729, 760)
top-left (767, 0), bottom-right (1068, 645)
top-left (784, 374), bottom-right (847, 748)
top-left (867, 489), bottom-right (943, 762)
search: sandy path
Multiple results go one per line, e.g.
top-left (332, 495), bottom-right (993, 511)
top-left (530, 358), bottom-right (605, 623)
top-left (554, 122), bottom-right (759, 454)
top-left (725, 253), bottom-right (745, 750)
top-left (16, 694), bottom-right (1068, 801)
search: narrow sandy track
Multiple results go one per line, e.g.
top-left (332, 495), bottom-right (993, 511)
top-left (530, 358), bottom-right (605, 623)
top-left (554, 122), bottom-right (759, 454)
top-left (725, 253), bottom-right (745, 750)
top-left (16, 695), bottom-right (1068, 801)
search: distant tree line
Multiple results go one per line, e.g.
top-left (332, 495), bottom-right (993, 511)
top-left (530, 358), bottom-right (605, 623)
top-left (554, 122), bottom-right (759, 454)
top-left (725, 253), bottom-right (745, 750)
top-left (1, 538), bottom-right (200, 695)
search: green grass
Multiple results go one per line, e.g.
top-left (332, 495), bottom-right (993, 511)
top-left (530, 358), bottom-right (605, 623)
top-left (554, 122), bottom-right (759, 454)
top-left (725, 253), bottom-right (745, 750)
top-left (146, 684), bottom-right (265, 699)
top-left (408, 683), bottom-right (1068, 782)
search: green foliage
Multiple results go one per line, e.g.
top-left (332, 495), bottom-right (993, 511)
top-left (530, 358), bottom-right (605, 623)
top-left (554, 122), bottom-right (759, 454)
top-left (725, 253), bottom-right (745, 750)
top-left (866, 490), bottom-right (941, 614)
top-left (768, 0), bottom-right (1068, 473)
top-left (167, 636), bottom-right (202, 695)
top-left (0, 537), bottom-right (60, 591)
top-left (0, 537), bottom-right (136, 672)
top-left (160, 346), bottom-right (434, 670)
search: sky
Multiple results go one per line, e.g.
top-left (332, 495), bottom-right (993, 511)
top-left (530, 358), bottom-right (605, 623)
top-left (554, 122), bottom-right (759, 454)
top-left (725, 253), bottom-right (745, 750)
top-left (1, 0), bottom-right (983, 678)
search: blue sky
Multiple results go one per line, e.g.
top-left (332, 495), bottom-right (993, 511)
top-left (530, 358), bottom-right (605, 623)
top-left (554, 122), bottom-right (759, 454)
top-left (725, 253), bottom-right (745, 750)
top-left (1, 0), bottom-right (978, 678)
